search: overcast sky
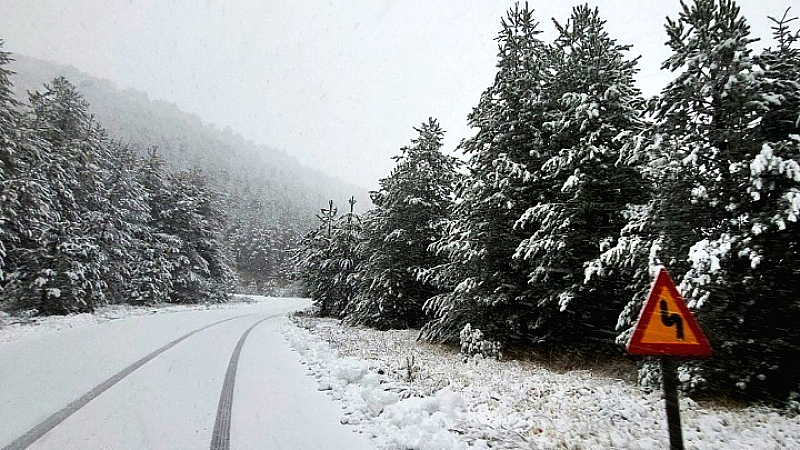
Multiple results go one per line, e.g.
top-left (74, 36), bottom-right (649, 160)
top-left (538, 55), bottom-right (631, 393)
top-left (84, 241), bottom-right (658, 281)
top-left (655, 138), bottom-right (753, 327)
top-left (0, 0), bottom-right (791, 190)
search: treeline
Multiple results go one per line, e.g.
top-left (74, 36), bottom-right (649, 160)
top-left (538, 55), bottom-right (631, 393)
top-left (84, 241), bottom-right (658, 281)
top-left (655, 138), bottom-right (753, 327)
top-left (9, 54), bottom-right (368, 296)
top-left (0, 44), bottom-right (234, 315)
top-left (294, 0), bottom-right (800, 406)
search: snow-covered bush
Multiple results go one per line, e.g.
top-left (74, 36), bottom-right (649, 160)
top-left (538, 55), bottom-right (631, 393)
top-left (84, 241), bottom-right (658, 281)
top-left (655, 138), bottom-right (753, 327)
top-left (787, 391), bottom-right (800, 416)
top-left (459, 323), bottom-right (501, 360)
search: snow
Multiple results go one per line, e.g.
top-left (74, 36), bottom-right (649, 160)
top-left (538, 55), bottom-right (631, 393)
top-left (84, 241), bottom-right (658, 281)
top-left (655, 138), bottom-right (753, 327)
top-left (0, 297), bottom-right (373, 449)
top-left (560, 174), bottom-right (580, 192)
top-left (232, 319), bottom-right (374, 450)
top-left (4, 298), bottom-right (798, 449)
top-left (286, 315), bottom-right (800, 449)
top-left (0, 295), bottom-right (261, 344)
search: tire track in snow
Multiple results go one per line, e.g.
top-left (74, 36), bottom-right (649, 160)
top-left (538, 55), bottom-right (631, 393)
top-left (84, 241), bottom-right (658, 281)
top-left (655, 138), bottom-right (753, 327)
top-left (3, 314), bottom-right (251, 450)
top-left (209, 314), bottom-right (279, 450)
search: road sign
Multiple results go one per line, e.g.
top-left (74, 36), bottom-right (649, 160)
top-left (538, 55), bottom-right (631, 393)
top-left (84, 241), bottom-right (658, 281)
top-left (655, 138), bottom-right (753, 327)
top-left (627, 267), bottom-right (714, 450)
top-left (627, 267), bottom-right (712, 357)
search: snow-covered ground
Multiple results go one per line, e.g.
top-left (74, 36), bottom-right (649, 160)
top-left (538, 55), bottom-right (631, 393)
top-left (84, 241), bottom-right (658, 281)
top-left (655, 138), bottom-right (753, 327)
top-left (0, 297), bottom-right (373, 450)
top-left (285, 315), bottom-right (800, 450)
top-left (4, 299), bottom-right (797, 449)
top-left (0, 294), bottom-right (261, 344)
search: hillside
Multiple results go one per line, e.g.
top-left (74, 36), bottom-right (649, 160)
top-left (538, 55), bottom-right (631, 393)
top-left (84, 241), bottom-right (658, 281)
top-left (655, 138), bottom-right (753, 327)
top-left (8, 54), bottom-right (368, 292)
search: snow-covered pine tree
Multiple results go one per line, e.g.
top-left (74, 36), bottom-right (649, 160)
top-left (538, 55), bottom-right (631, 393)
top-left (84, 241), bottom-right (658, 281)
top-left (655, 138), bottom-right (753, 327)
top-left (0, 43), bottom-right (55, 311)
top-left (757, 9), bottom-right (800, 143)
top-left (512, 5), bottom-right (646, 347)
top-left (596, 0), bottom-right (800, 400)
top-left (134, 147), bottom-right (179, 304)
top-left (292, 220), bottom-right (329, 312)
top-left (4, 77), bottom-right (112, 314)
top-left (0, 41), bottom-right (31, 286)
top-left (674, 4), bottom-right (800, 401)
top-left (292, 199), bottom-right (362, 317)
top-left (159, 168), bottom-right (235, 304)
top-left (326, 197), bottom-right (363, 316)
top-left (294, 200), bottom-right (340, 316)
top-left (347, 118), bottom-right (460, 330)
top-left (97, 139), bottom-right (151, 303)
top-left (421, 4), bottom-right (552, 343)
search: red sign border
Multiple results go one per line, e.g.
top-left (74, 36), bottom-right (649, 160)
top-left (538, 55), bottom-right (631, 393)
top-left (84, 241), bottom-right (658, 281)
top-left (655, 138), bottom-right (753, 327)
top-left (627, 268), bottom-right (712, 357)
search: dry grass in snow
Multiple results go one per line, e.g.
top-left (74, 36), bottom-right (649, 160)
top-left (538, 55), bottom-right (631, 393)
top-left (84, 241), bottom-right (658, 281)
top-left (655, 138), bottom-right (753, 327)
top-left (287, 315), bottom-right (800, 450)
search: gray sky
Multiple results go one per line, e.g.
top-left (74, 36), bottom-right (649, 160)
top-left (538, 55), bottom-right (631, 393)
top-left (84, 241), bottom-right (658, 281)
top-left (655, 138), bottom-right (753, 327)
top-left (0, 0), bottom-right (791, 190)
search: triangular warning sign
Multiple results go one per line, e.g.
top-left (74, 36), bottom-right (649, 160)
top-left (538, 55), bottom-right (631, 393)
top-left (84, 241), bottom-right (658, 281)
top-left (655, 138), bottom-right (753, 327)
top-left (627, 267), bottom-right (712, 357)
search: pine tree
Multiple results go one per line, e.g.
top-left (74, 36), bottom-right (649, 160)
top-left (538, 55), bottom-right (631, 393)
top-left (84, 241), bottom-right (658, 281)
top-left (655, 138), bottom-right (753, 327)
top-left (753, 8), bottom-right (800, 143)
top-left (292, 198), bottom-right (365, 317)
top-left (597, 0), bottom-right (800, 400)
top-left (4, 78), bottom-right (111, 314)
top-left (0, 42), bottom-right (26, 284)
top-left (512, 5), bottom-right (646, 346)
top-left (326, 197), bottom-right (363, 316)
top-left (347, 118), bottom-right (460, 330)
top-left (0, 45), bottom-right (60, 315)
top-left (675, 4), bottom-right (800, 401)
top-left (133, 147), bottom-right (179, 304)
top-left (97, 140), bottom-right (150, 303)
top-left (421, 4), bottom-right (552, 343)
top-left (159, 168), bottom-right (235, 304)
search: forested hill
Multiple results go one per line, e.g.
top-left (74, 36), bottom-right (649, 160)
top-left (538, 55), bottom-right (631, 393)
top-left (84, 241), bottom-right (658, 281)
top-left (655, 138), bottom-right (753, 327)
top-left (9, 54), bottom-right (368, 292)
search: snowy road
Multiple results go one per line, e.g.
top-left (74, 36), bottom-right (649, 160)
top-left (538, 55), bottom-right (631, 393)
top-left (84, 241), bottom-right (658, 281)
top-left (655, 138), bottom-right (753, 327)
top-left (0, 298), bottom-right (374, 450)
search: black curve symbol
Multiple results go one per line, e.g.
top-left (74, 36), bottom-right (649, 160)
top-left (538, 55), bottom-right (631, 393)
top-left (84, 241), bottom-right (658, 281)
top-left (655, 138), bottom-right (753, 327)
top-left (660, 299), bottom-right (684, 341)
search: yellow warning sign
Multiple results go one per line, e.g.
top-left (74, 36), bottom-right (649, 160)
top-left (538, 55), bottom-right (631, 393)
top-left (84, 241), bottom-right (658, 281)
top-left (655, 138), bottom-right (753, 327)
top-left (627, 268), bottom-right (712, 357)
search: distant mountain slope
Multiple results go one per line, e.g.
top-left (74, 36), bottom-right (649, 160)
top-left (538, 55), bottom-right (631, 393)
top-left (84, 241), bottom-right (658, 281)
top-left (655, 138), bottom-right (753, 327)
top-left (9, 55), bottom-right (367, 215)
top-left (8, 54), bottom-right (368, 291)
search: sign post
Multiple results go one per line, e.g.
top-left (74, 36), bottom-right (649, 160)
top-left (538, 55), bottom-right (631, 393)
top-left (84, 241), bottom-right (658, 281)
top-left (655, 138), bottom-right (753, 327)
top-left (661, 357), bottom-right (683, 450)
top-left (627, 267), bottom-right (712, 450)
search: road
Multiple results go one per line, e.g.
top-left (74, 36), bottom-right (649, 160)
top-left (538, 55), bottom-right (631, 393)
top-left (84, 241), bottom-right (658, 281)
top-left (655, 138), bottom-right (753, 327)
top-left (0, 298), bottom-right (374, 450)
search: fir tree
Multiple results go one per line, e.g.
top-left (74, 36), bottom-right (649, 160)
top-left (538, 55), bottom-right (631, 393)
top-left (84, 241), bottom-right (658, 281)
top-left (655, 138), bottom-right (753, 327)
top-left (512, 5), bottom-right (646, 346)
top-left (5, 78), bottom-right (111, 314)
top-left (421, 3), bottom-right (552, 343)
top-left (347, 118), bottom-right (460, 330)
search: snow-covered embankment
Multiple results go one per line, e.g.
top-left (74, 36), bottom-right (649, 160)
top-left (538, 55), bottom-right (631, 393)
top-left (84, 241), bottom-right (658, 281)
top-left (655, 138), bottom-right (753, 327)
top-left (284, 316), bottom-right (800, 450)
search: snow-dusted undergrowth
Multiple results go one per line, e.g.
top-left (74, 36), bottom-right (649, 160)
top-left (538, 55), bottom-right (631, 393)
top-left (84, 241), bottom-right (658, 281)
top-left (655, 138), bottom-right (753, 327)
top-left (285, 316), bottom-right (800, 450)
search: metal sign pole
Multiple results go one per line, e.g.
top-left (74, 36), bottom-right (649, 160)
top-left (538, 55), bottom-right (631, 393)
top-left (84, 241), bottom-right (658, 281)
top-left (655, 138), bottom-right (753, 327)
top-left (661, 357), bottom-right (684, 450)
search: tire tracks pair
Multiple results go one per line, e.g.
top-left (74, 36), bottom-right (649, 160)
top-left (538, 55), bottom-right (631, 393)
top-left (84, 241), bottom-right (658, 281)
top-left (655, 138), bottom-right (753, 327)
top-left (209, 317), bottom-right (272, 450)
top-left (4, 312), bottom-right (278, 450)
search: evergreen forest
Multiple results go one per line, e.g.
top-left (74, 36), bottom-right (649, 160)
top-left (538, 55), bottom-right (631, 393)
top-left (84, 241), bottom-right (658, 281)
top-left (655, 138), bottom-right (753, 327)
top-left (1, 52), bottom-right (365, 304)
top-left (293, 0), bottom-right (800, 407)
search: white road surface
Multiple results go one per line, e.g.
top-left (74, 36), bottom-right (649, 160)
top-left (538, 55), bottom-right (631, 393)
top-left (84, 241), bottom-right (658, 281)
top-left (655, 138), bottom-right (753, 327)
top-left (0, 298), bottom-right (374, 450)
